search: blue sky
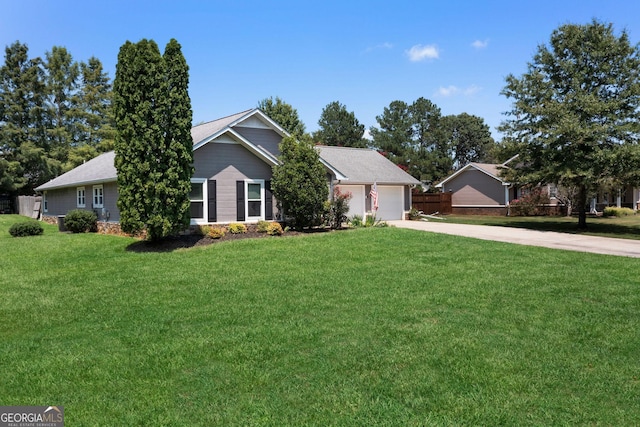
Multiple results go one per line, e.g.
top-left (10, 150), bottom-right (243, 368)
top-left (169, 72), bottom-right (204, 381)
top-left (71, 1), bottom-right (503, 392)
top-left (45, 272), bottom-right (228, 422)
top-left (3, 1), bottom-right (640, 139)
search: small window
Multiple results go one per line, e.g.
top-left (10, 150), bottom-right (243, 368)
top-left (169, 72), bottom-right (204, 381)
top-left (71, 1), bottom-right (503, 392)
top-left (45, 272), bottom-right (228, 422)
top-left (93, 185), bottom-right (104, 208)
top-left (77, 187), bottom-right (86, 208)
top-left (247, 183), bottom-right (262, 218)
top-left (43, 192), bottom-right (48, 213)
top-left (190, 182), bottom-right (204, 219)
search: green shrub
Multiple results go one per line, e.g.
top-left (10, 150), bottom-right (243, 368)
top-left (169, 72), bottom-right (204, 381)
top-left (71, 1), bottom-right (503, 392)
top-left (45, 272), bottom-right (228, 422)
top-left (603, 206), bottom-right (635, 217)
top-left (228, 223), bottom-right (247, 234)
top-left (266, 222), bottom-right (284, 236)
top-left (64, 209), bottom-right (98, 233)
top-left (408, 208), bottom-right (422, 220)
top-left (256, 220), bottom-right (270, 233)
top-left (9, 221), bottom-right (44, 237)
top-left (208, 226), bottom-right (225, 239)
top-left (349, 215), bottom-right (363, 228)
top-left (194, 225), bottom-right (210, 236)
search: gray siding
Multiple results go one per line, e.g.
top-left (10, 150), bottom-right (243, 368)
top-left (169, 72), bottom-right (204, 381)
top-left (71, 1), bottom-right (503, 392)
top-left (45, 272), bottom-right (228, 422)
top-left (447, 169), bottom-right (504, 206)
top-left (233, 126), bottom-right (282, 157)
top-left (194, 142), bottom-right (274, 222)
top-left (44, 181), bottom-right (119, 221)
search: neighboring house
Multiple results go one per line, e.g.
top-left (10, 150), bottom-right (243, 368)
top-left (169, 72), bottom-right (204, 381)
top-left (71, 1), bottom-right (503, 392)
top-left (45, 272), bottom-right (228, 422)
top-left (36, 109), bottom-right (419, 227)
top-left (436, 161), bottom-right (513, 215)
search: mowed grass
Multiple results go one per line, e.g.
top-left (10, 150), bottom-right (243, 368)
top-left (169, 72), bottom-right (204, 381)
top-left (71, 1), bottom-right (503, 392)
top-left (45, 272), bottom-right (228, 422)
top-left (444, 214), bottom-right (640, 240)
top-left (1, 215), bottom-right (639, 425)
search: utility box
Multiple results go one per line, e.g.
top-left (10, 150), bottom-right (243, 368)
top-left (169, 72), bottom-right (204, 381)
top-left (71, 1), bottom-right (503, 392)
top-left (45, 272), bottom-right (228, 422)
top-left (57, 215), bottom-right (67, 232)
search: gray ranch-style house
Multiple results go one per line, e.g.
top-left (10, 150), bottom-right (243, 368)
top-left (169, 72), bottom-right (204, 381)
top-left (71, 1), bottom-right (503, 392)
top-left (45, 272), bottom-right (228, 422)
top-left (36, 109), bottom-right (420, 227)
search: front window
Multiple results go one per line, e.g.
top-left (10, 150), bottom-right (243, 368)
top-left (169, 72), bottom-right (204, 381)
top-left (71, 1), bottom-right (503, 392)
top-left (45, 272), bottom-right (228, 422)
top-left (93, 185), bottom-right (104, 208)
top-left (77, 187), bottom-right (85, 208)
top-left (190, 181), bottom-right (204, 219)
top-left (247, 182), bottom-right (264, 218)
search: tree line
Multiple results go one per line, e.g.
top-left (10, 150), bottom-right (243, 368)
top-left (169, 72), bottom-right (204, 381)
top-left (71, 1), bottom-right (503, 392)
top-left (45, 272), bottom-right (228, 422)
top-left (0, 41), bottom-right (114, 195)
top-left (259, 96), bottom-right (496, 188)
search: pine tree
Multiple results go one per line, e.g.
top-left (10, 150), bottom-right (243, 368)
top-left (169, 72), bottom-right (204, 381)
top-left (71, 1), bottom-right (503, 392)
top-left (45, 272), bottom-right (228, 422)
top-left (68, 57), bottom-right (115, 168)
top-left (313, 101), bottom-right (367, 147)
top-left (0, 41), bottom-right (55, 194)
top-left (113, 39), bottom-right (193, 240)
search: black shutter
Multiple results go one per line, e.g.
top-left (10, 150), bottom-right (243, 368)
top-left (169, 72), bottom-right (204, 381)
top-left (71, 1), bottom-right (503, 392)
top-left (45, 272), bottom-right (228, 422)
top-left (207, 180), bottom-right (217, 222)
top-left (265, 180), bottom-right (273, 220)
top-left (236, 181), bottom-right (245, 221)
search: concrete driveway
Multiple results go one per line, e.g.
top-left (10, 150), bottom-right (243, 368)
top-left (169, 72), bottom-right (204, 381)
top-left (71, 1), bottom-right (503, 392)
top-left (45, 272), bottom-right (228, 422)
top-left (388, 220), bottom-right (640, 258)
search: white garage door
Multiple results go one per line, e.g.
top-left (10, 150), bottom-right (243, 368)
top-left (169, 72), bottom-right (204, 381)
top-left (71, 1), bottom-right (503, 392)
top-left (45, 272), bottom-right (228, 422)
top-left (375, 186), bottom-right (404, 220)
top-left (336, 185), bottom-right (365, 218)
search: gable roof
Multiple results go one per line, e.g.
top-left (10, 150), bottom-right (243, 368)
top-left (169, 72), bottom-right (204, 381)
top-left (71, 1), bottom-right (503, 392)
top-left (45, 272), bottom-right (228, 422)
top-left (191, 108), bottom-right (287, 166)
top-left (316, 146), bottom-right (420, 185)
top-left (435, 161), bottom-right (510, 188)
top-left (35, 151), bottom-right (117, 191)
top-left (192, 108), bottom-right (288, 151)
top-left (36, 109), bottom-right (287, 192)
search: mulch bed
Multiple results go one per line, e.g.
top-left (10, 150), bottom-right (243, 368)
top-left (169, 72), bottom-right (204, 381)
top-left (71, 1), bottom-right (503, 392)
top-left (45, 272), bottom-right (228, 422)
top-left (126, 229), bottom-right (314, 253)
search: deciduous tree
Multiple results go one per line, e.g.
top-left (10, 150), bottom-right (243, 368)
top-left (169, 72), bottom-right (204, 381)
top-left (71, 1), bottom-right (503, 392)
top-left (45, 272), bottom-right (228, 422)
top-left (499, 20), bottom-right (640, 229)
top-left (258, 96), bottom-right (306, 136)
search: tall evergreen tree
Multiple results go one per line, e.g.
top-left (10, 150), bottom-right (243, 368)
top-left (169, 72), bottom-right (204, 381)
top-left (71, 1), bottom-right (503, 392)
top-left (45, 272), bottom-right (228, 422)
top-left (113, 39), bottom-right (193, 240)
top-left (499, 20), bottom-right (640, 229)
top-left (257, 96), bottom-right (306, 136)
top-left (69, 57), bottom-right (115, 168)
top-left (159, 38), bottom-right (194, 237)
top-left (0, 41), bottom-right (54, 194)
top-left (271, 134), bottom-right (328, 229)
top-left (44, 46), bottom-right (80, 163)
top-left (313, 101), bottom-right (367, 147)
top-left (442, 113), bottom-right (495, 169)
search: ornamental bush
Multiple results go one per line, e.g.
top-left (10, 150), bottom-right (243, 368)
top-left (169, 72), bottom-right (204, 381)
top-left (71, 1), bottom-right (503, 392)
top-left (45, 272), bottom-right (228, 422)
top-left (9, 221), bottom-right (44, 237)
top-left (228, 223), bottom-right (247, 234)
top-left (266, 222), bottom-right (284, 236)
top-left (256, 220), bottom-right (270, 233)
top-left (326, 187), bottom-right (352, 229)
top-left (509, 188), bottom-right (551, 216)
top-left (603, 206), bottom-right (635, 217)
top-left (208, 227), bottom-right (225, 239)
top-left (64, 209), bottom-right (98, 233)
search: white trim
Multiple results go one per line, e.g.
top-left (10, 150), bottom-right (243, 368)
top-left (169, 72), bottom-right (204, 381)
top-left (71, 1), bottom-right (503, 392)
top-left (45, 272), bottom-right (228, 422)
top-left (92, 184), bottom-right (104, 209)
top-left (189, 178), bottom-right (207, 224)
top-left (76, 187), bottom-right (86, 208)
top-left (245, 179), bottom-right (265, 221)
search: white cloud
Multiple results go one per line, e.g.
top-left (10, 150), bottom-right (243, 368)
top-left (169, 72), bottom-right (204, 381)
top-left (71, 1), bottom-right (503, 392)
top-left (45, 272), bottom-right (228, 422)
top-left (471, 39), bottom-right (489, 49)
top-left (437, 85), bottom-right (459, 97)
top-left (406, 44), bottom-right (439, 62)
top-left (364, 42), bottom-right (394, 53)
top-left (436, 85), bottom-right (481, 97)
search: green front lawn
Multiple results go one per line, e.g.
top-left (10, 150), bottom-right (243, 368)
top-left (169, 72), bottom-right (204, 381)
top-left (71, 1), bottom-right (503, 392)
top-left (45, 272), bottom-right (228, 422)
top-left (443, 213), bottom-right (640, 240)
top-left (1, 215), bottom-right (639, 425)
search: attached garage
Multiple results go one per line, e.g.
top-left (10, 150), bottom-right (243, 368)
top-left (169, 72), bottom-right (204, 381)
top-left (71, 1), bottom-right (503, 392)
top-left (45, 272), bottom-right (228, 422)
top-left (337, 185), bottom-right (366, 218)
top-left (375, 185), bottom-right (404, 220)
top-left (317, 146), bottom-right (421, 222)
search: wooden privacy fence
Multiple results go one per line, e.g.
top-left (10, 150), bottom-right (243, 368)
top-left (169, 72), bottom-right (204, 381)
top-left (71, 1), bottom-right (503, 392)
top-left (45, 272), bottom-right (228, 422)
top-left (412, 192), bottom-right (452, 215)
top-left (18, 195), bottom-right (41, 218)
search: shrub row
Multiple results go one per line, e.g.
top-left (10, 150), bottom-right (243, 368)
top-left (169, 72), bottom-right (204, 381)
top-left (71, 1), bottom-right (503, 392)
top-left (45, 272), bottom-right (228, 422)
top-left (603, 206), bottom-right (635, 217)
